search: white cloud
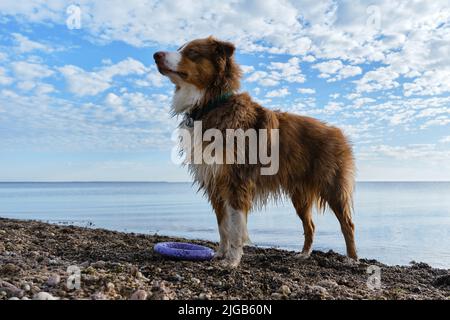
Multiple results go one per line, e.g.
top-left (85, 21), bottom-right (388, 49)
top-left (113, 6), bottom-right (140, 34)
top-left (241, 65), bottom-right (255, 74)
top-left (11, 61), bottom-right (54, 80)
top-left (297, 88), bottom-right (315, 94)
top-left (266, 87), bottom-right (290, 98)
top-left (246, 57), bottom-right (305, 87)
top-left (59, 58), bottom-right (148, 96)
top-left (355, 67), bottom-right (399, 93)
top-left (12, 33), bottom-right (51, 53)
top-left (404, 69), bottom-right (450, 97)
top-left (313, 59), bottom-right (362, 82)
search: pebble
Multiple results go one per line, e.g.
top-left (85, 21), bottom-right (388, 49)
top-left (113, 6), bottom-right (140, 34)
top-left (169, 274), bottom-right (184, 282)
top-left (317, 279), bottom-right (339, 289)
top-left (271, 292), bottom-right (283, 299)
top-left (47, 274), bottom-right (61, 287)
top-left (279, 285), bottom-right (291, 296)
top-left (1, 263), bottom-right (19, 274)
top-left (130, 289), bottom-right (148, 300)
top-left (9, 297), bottom-right (20, 300)
top-left (92, 260), bottom-right (106, 269)
top-left (0, 281), bottom-right (24, 298)
top-left (130, 266), bottom-right (139, 277)
top-left (22, 284), bottom-right (31, 292)
top-left (48, 259), bottom-right (59, 265)
top-left (198, 293), bottom-right (211, 300)
top-left (0, 243), bottom-right (5, 252)
top-left (306, 285), bottom-right (328, 297)
top-left (90, 292), bottom-right (107, 300)
top-left (191, 278), bottom-right (201, 285)
top-left (33, 292), bottom-right (58, 300)
top-left (151, 281), bottom-right (175, 300)
top-left (106, 282), bottom-right (115, 292)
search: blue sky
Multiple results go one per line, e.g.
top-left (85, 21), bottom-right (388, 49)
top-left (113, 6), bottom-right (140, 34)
top-left (0, 0), bottom-right (450, 181)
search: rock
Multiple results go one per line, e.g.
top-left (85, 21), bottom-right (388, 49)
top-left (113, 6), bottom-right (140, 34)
top-left (33, 292), bottom-right (58, 300)
top-left (271, 292), bottom-right (283, 299)
top-left (130, 265), bottom-right (139, 277)
top-left (21, 297), bottom-right (30, 300)
top-left (0, 263), bottom-right (20, 274)
top-left (191, 277), bottom-right (201, 285)
top-left (22, 284), bottom-right (31, 292)
top-left (130, 289), bottom-right (148, 300)
top-left (0, 281), bottom-right (24, 298)
top-left (306, 285), bottom-right (328, 297)
top-left (0, 242), bottom-right (5, 253)
top-left (198, 292), bottom-right (211, 300)
top-left (278, 285), bottom-right (291, 296)
top-left (92, 260), bottom-right (106, 269)
top-left (90, 292), bottom-right (107, 300)
top-left (106, 282), bottom-right (115, 292)
top-left (433, 274), bottom-right (450, 287)
top-left (47, 274), bottom-right (61, 286)
top-left (48, 259), bottom-right (59, 265)
top-left (9, 297), bottom-right (20, 300)
top-left (151, 281), bottom-right (175, 300)
top-left (169, 274), bottom-right (183, 282)
top-left (317, 279), bottom-right (339, 289)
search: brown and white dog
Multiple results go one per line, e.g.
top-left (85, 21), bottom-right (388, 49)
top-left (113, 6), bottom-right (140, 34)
top-left (154, 36), bottom-right (357, 268)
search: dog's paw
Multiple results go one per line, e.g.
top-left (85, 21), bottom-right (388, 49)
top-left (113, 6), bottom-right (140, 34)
top-left (343, 257), bottom-right (360, 266)
top-left (294, 252), bottom-right (311, 261)
top-left (213, 251), bottom-right (226, 260)
top-left (219, 258), bottom-right (240, 269)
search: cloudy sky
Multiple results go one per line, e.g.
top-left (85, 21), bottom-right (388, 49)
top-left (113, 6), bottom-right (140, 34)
top-left (0, 0), bottom-right (449, 181)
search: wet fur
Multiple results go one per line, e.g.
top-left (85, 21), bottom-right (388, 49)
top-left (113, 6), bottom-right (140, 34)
top-left (155, 37), bottom-right (357, 267)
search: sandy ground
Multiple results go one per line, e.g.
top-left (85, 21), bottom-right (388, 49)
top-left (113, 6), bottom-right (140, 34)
top-left (0, 218), bottom-right (449, 300)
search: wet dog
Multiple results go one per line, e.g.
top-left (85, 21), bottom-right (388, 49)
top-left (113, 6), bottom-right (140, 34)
top-left (154, 36), bottom-right (357, 267)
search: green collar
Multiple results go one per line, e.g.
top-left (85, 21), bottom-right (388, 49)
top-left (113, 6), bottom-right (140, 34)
top-left (188, 92), bottom-right (233, 121)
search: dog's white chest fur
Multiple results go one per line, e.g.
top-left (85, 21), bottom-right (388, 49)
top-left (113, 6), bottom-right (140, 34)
top-left (172, 84), bottom-right (204, 114)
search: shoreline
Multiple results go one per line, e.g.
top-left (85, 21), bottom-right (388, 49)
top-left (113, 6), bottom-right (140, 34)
top-left (1, 218), bottom-right (449, 300)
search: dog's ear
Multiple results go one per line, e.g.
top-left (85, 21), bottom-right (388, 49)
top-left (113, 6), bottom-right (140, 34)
top-left (214, 40), bottom-right (235, 58)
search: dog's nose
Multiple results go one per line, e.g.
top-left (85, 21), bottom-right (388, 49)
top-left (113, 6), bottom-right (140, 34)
top-left (153, 51), bottom-right (165, 62)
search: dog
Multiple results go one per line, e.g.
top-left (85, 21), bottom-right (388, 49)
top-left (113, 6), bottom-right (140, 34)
top-left (154, 36), bottom-right (357, 268)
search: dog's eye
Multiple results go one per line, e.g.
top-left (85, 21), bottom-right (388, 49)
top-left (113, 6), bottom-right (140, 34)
top-left (186, 49), bottom-right (200, 60)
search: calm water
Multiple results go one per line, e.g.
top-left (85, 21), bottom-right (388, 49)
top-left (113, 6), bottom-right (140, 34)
top-left (0, 182), bottom-right (449, 268)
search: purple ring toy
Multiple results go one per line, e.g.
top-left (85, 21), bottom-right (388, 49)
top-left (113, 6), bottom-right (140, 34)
top-left (154, 242), bottom-right (215, 261)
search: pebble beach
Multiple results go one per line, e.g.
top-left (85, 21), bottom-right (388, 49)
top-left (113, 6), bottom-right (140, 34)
top-left (0, 218), bottom-right (449, 300)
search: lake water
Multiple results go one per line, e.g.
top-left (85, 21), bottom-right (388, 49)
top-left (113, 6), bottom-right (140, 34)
top-left (0, 182), bottom-right (449, 268)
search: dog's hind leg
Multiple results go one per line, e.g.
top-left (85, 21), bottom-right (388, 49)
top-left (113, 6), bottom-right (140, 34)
top-left (325, 181), bottom-right (358, 260)
top-left (291, 192), bottom-right (315, 259)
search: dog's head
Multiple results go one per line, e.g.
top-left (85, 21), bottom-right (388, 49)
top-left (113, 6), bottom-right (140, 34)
top-left (154, 36), bottom-right (241, 107)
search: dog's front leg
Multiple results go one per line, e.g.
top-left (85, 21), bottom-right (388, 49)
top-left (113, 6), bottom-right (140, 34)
top-left (220, 203), bottom-right (248, 268)
top-left (211, 196), bottom-right (229, 260)
top-left (215, 215), bottom-right (230, 259)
